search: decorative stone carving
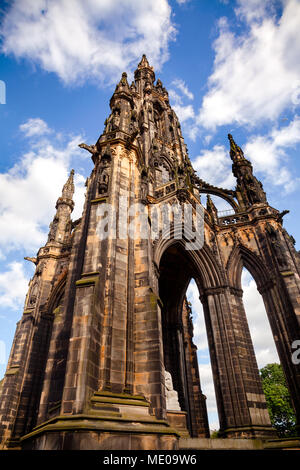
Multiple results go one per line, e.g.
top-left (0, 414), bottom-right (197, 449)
top-left (48, 216), bottom-right (59, 242)
top-left (266, 222), bottom-right (288, 268)
top-left (165, 370), bottom-right (181, 411)
top-left (78, 142), bottom-right (98, 155)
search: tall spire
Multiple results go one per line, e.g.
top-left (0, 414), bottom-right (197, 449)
top-left (228, 134), bottom-right (267, 207)
top-left (134, 54), bottom-right (155, 87)
top-left (138, 54), bottom-right (151, 69)
top-left (47, 169), bottom-right (75, 244)
top-left (228, 134), bottom-right (245, 161)
top-left (62, 169), bottom-right (75, 201)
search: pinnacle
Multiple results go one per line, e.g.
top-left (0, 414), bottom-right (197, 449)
top-left (138, 54), bottom-right (150, 68)
top-left (228, 133), bottom-right (244, 160)
top-left (116, 71), bottom-right (130, 91)
top-left (62, 168), bottom-right (75, 199)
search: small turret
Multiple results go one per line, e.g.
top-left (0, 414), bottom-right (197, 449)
top-left (228, 134), bottom-right (267, 208)
top-left (114, 72), bottom-right (131, 95)
top-left (206, 195), bottom-right (218, 224)
top-left (47, 169), bottom-right (75, 244)
top-left (228, 133), bottom-right (245, 161)
top-left (61, 168), bottom-right (75, 201)
top-left (134, 54), bottom-right (155, 95)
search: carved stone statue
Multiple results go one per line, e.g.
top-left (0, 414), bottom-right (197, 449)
top-left (266, 222), bottom-right (287, 268)
top-left (98, 168), bottom-right (110, 195)
top-left (165, 370), bottom-right (181, 411)
top-left (48, 216), bottom-right (59, 242)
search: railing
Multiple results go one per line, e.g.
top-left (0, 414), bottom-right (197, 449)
top-left (218, 213), bottom-right (249, 225)
top-left (217, 209), bottom-right (236, 217)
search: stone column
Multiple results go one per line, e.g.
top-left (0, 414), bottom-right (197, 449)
top-left (201, 286), bottom-right (276, 438)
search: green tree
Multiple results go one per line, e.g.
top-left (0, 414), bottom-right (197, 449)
top-left (260, 363), bottom-right (297, 437)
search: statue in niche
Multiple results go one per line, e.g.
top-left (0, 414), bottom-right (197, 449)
top-left (266, 222), bottom-right (287, 268)
top-left (98, 168), bottom-right (110, 195)
top-left (129, 109), bottom-right (138, 133)
top-left (164, 370), bottom-right (181, 411)
top-left (178, 173), bottom-right (185, 188)
top-left (141, 171), bottom-right (148, 204)
top-left (97, 146), bottom-right (112, 195)
top-left (105, 107), bottom-right (120, 133)
top-left (48, 216), bottom-right (59, 242)
top-left (241, 173), bottom-right (267, 205)
top-left (35, 262), bottom-right (45, 277)
top-left (28, 281), bottom-right (39, 306)
top-left (111, 111), bottom-right (120, 131)
top-left (144, 80), bottom-right (152, 95)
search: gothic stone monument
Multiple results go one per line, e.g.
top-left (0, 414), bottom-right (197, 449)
top-left (0, 56), bottom-right (300, 450)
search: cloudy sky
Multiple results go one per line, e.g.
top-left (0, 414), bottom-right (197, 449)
top-left (0, 0), bottom-right (299, 430)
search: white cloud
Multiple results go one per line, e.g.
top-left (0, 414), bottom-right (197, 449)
top-left (173, 103), bottom-right (195, 123)
top-left (171, 78), bottom-right (194, 100)
top-left (19, 117), bottom-right (52, 137)
top-left (197, 0), bottom-right (300, 130)
top-left (169, 80), bottom-right (195, 124)
top-left (244, 116), bottom-right (300, 192)
top-left (1, 0), bottom-right (176, 86)
top-left (0, 262), bottom-right (29, 310)
top-left (0, 118), bottom-right (86, 254)
top-left (235, 0), bottom-right (276, 23)
top-left (192, 144), bottom-right (235, 189)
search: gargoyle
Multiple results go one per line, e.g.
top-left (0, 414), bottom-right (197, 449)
top-left (78, 143), bottom-right (98, 155)
top-left (24, 257), bottom-right (37, 265)
top-left (277, 210), bottom-right (289, 224)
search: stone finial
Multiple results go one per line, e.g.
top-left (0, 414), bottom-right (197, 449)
top-left (206, 195), bottom-right (217, 213)
top-left (138, 54), bottom-right (150, 69)
top-left (62, 169), bottom-right (75, 200)
top-left (228, 133), bottom-right (244, 161)
top-left (115, 71), bottom-right (130, 93)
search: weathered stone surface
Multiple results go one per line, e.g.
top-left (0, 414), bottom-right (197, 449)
top-left (0, 56), bottom-right (299, 450)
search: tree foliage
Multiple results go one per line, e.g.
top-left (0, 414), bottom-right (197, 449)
top-left (260, 363), bottom-right (297, 437)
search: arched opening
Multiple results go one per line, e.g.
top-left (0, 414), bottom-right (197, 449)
top-left (186, 279), bottom-right (219, 434)
top-left (158, 243), bottom-right (210, 437)
top-left (241, 268), bottom-right (279, 369)
top-left (202, 193), bottom-right (235, 214)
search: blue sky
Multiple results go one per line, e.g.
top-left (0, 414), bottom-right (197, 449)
top-left (0, 0), bottom-right (299, 430)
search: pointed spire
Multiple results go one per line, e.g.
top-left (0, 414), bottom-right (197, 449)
top-left (228, 134), bottom-right (245, 161)
top-left (138, 54), bottom-right (150, 69)
top-left (206, 195), bottom-right (218, 223)
top-left (114, 71), bottom-right (130, 94)
top-left (206, 195), bottom-right (216, 212)
top-left (62, 169), bottom-right (75, 200)
top-left (134, 54), bottom-right (155, 85)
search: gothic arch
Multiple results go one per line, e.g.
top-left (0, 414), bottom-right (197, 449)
top-left (226, 243), bottom-right (271, 292)
top-left (226, 242), bottom-right (300, 427)
top-left (154, 235), bottom-right (225, 291)
top-left (197, 188), bottom-right (239, 211)
top-left (47, 270), bottom-right (67, 312)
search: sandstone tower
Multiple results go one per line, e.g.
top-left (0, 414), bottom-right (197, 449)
top-left (0, 56), bottom-right (299, 450)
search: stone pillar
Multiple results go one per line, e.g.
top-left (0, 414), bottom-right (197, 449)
top-left (201, 287), bottom-right (276, 438)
